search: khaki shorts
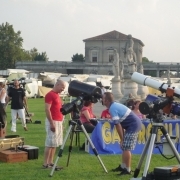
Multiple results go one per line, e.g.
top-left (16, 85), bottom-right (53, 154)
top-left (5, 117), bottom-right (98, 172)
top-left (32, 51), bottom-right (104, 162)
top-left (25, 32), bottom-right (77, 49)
top-left (45, 118), bottom-right (63, 147)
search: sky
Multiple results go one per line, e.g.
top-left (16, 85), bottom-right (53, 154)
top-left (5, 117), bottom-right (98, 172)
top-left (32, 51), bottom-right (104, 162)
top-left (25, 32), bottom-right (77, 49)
top-left (0, 0), bottom-right (180, 62)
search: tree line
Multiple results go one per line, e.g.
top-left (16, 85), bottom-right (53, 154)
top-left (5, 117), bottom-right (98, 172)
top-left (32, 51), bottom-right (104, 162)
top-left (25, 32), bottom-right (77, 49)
top-left (0, 22), bottom-right (48, 69)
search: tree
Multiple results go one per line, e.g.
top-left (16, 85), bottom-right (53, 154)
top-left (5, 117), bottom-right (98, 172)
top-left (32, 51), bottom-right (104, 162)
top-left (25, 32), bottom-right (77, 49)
top-left (142, 57), bottom-right (154, 63)
top-left (0, 23), bottom-right (49, 69)
top-left (29, 47), bottom-right (38, 60)
top-left (71, 53), bottom-right (85, 62)
top-left (0, 22), bottom-right (24, 69)
top-left (26, 48), bottom-right (48, 61)
top-left (16, 49), bottom-right (31, 62)
top-left (34, 52), bottom-right (48, 61)
top-left (142, 57), bottom-right (156, 76)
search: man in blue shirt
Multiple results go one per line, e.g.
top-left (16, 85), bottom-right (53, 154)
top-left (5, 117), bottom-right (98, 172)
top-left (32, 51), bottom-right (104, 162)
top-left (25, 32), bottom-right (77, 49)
top-left (102, 92), bottom-right (142, 176)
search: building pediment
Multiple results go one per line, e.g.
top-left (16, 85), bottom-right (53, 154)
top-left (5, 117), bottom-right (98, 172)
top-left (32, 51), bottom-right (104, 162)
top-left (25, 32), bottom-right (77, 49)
top-left (83, 30), bottom-right (144, 46)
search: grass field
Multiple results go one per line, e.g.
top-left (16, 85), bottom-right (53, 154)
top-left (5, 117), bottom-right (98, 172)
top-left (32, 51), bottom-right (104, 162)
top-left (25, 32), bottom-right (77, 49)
top-left (1, 98), bottom-right (179, 180)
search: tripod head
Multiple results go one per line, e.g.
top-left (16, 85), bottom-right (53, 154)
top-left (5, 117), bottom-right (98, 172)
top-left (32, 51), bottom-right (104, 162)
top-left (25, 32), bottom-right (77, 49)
top-left (131, 72), bottom-right (180, 122)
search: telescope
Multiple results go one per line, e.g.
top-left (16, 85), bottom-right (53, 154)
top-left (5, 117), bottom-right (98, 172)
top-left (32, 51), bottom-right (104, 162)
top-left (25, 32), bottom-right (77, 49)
top-left (131, 72), bottom-right (180, 119)
top-left (131, 72), bottom-right (180, 98)
top-left (60, 80), bottom-right (102, 115)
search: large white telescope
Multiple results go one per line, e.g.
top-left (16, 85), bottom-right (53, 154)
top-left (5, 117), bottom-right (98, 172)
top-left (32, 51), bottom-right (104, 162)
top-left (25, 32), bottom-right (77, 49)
top-left (131, 72), bottom-right (180, 98)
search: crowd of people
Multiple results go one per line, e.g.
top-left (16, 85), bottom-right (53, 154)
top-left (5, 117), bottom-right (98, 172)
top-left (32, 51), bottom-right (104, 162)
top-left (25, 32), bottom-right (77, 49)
top-left (0, 79), bottom-right (179, 176)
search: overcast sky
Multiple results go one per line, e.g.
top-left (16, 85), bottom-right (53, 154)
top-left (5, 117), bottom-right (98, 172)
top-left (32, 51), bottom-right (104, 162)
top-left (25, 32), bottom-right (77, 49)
top-left (1, 0), bottom-right (180, 62)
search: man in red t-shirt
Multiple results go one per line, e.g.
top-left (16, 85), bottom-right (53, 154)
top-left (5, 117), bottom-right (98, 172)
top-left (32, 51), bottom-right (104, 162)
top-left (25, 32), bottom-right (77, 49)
top-left (42, 79), bottom-right (66, 170)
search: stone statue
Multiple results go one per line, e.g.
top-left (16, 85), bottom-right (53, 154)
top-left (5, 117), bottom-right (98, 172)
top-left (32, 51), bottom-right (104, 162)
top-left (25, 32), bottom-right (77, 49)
top-left (123, 35), bottom-right (136, 63)
top-left (167, 69), bottom-right (172, 84)
top-left (123, 34), bottom-right (137, 76)
top-left (125, 34), bottom-right (134, 51)
top-left (137, 63), bottom-right (144, 74)
top-left (119, 59), bottom-right (124, 80)
top-left (112, 49), bottom-right (120, 80)
top-left (126, 47), bottom-right (134, 63)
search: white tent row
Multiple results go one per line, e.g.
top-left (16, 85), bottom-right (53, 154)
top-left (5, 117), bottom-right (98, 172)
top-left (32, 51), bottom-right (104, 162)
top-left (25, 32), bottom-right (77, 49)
top-left (0, 69), bottom-right (114, 98)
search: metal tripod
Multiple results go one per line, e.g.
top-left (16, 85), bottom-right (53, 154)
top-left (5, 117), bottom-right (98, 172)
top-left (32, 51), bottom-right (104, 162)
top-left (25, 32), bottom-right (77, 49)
top-left (24, 105), bottom-right (32, 123)
top-left (133, 121), bottom-right (180, 180)
top-left (49, 119), bottom-right (108, 177)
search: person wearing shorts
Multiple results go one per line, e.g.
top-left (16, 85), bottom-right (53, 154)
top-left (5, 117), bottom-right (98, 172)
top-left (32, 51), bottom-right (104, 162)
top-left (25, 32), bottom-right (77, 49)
top-left (102, 92), bottom-right (142, 176)
top-left (42, 79), bottom-right (66, 170)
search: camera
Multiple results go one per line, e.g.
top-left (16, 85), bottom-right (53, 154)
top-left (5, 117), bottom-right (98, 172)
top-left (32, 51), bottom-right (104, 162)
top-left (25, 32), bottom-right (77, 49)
top-left (60, 80), bottom-right (102, 115)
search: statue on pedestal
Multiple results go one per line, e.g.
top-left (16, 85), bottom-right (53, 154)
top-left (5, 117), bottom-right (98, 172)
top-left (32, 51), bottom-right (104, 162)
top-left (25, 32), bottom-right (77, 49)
top-left (137, 64), bottom-right (144, 74)
top-left (167, 68), bottom-right (172, 84)
top-left (123, 34), bottom-right (137, 76)
top-left (112, 49), bottom-right (120, 80)
top-left (119, 59), bottom-right (124, 80)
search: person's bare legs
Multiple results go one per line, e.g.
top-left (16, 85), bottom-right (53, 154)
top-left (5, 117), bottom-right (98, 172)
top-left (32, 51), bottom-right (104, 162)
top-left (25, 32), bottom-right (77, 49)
top-left (43, 147), bottom-right (56, 165)
top-left (123, 150), bottom-right (131, 172)
top-left (43, 147), bottom-right (52, 165)
top-left (48, 147), bottom-right (56, 164)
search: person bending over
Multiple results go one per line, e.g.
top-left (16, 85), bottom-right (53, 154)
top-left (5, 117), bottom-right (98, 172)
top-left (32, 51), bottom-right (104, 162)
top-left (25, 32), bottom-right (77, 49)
top-left (42, 79), bottom-right (66, 170)
top-left (102, 92), bottom-right (142, 176)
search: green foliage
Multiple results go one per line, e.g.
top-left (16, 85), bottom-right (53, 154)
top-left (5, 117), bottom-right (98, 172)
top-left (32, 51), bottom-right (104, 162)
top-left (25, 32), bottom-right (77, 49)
top-left (29, 47), bottom-right (38, 60)
top-left (28, 47), bottom-right (49, 61)
top-left (0, 22), bottom-right (24, 69)
top-left (0, 22), bottom-right (49, 69)
top-left (142, 57), bottom-right (154, 63)
top-left (1, 98), bottom-right (179, 180)
top-left (71, 53), bottom-right (85, 62)
top-left (34, 52), bottom-right (48, 61)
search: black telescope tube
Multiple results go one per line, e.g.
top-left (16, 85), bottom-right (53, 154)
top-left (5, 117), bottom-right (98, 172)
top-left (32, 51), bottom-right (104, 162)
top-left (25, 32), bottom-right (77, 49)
top-left (68, 80), bottom-right (102, 98)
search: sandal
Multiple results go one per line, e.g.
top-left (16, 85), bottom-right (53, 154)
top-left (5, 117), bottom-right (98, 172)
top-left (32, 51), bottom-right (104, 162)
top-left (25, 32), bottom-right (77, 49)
top-left (49, 163), bottom-right (63, 171)
top-left (42, 164), bottom-right (49, 169)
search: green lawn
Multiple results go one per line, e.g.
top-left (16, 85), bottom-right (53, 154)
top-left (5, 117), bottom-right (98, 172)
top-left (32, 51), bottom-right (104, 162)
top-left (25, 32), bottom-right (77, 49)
top-left (1, 98), bottom-right (179, 180)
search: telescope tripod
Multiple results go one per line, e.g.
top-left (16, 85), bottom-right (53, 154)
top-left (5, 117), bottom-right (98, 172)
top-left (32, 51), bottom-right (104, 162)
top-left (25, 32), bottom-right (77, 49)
top-left (133, 122), bottom-right (180, 180)
top-left (49, 119), bottom-right (108, 177)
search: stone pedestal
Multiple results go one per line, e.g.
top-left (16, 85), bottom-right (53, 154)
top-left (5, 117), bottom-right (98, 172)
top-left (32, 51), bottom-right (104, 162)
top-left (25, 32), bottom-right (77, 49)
top-left (120, 79), bottom-right (138, 103)
top-left (111, 79), bottom-right (123, 100)
top-left (121, 81), bottom-right (125, 95)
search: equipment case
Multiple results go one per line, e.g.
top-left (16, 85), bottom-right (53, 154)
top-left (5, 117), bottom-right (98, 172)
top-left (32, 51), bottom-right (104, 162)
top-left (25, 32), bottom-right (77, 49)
top-left (18, 145), bottom-right (39, 160)
top-left (153, 165), bottom-right (180, 180)
top-left (0, 150), bottom-right (28, 163)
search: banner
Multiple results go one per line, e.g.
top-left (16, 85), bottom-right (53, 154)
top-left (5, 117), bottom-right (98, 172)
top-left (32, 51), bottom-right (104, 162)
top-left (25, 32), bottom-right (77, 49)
top-left (87, 120), bottom-right (180, 155)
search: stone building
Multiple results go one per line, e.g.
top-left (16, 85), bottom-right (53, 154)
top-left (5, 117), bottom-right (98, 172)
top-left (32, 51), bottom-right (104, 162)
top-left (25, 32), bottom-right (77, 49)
top-left (16, 30), bottom-right (145, 75)
top-left (83, 30), bottom-right (144, 66)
